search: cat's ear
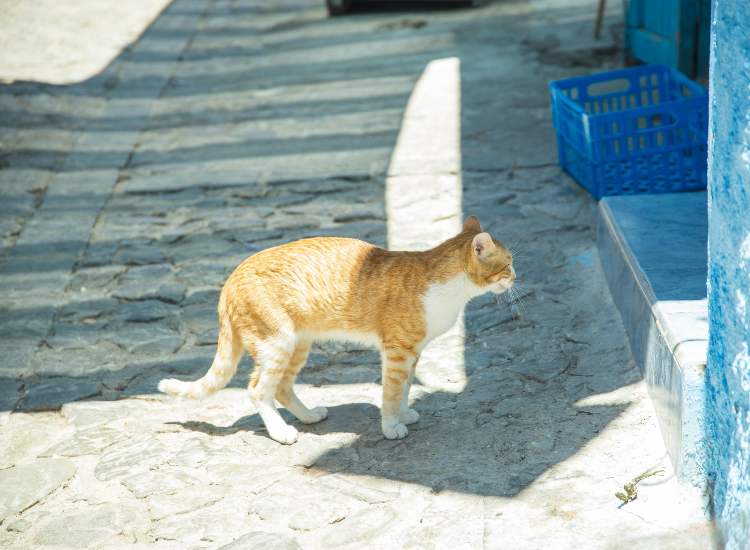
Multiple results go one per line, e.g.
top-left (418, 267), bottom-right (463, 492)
top-left (463, 216), bottom-right (481, 232)
top-left (472, 232), bottom-right (495, 260)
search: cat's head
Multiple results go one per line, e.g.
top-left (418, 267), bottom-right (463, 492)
top-left (462, 216), bottom-right (515, 294)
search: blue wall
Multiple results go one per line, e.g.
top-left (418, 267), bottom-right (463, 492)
top-left (706, 0), bottom-right (750, 546)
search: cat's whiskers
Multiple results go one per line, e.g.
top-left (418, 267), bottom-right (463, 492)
top-left (509, 291), bottom-right (522, 319)
top-left (493, 282), bottom-right (525, 320)
top-left (507, 284), bottom-right (528, 319)
top-left (506, 239), bottom-right (523, 254)
top-left (507, 244), bottom-right (527, 268)
top-left (517, 293), bottom-right (529, 318)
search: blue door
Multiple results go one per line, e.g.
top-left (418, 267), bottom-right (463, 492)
top-left (625, 0), bottom-right (709, 78)
top-left (696, 0), bottom-right (711, 79)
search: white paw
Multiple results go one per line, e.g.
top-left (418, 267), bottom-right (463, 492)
top-left (382, 419), bottom-right (409, 440)
top-left (269, 424), bottom-right (299, 445)
top-left (300, 406), bottom-right (328, 424)
top-left (399, 408), bottom-right (420, 425)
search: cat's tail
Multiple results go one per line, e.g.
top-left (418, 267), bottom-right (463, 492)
top-left (158, 315), bottom-right (241, 399)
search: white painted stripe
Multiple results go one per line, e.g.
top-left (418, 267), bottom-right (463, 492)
top-left (385, 57), bottom-right (466, 393)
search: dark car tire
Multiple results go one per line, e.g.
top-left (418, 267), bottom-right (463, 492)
top-left (327, 0), bottom-right (353, 16)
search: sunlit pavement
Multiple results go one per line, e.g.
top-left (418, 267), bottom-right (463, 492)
top-left (0, 0), bottom-right (715, 548)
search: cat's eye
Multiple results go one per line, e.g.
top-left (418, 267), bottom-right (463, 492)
top-left (487, 270), bottom-right (508, 283)
top-left (488, 265), bottom-right (510, 282)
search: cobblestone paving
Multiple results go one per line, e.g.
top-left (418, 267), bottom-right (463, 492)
top-left (0, 0), bottom-right (715, 548)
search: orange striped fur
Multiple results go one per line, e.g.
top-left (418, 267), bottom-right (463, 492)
top-left (159, 216), bottom-right (515, 444)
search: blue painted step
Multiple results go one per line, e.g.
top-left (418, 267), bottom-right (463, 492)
top-left (597, 191), bottom-right (708, 485)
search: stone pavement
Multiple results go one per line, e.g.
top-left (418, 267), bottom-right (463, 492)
top-left (0, 0), bottom-right (715, 548)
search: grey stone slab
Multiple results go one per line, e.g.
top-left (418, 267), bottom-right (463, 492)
top-left (46, 321), bottom-right (108, 350)
top-left (80, 241), bottom-right (119, 267)
top-left (114, 262), bottom-right (171, 284)
top-left (241, 228), bottom-right (284, 244)
top-left (146, 484), bottom-right (229, 521)
top-left (227, 186), bottom-right (268, 200)
top-left (0, 267), bottom-right (69, 300)
top-left (26, 341), bottom-right (124, 378)
top-left (183, 287), bottom-right (220, 306)
top-left (94, 437), bottom-right (167, 481)
top-left (0, 304), bottom-right (52, 339)
top-left (288, 500), bottom-right (349, 531)
top-left (19, 378), bottom-right (101, 412)
top-left (206, 206), bottom-right (266, 228)
top-left (31, 501), bottom-right (147, 548)
top-left (181, 303), bottom-right (217, 332)
top-left (465, 306), bottom-right (515, 334)
top-left (3, 517), bottom-right (31, 534)
top-left (167, 233), bottom-right (239, 263)
top-left (315, 475), bottom-right (399, 505)
top-left (287, 178), bottom-right (363, 195)
top-left (168, 437), bottom-right (228, 469)
top-left (113, 242), bottom-right (165, 265)
top-left (195, 328), bottom-right (218, 346)
top-left (332, 206), bottom-right (385, 224)
top-left (112, 264), bottom-right (186, 304)
top-left (110, 324), bottom-right (184, 355)
top-left (319, 506), bottom-right (400, 548)
top-left (174, 259), bottom-right (227, 287)
top-left (266, 213), bottom-right (322, 231)
top-left (58, 297), bottom-right (118, 322)
top-left (60, 400), bottom-right (152, 429)
top-left (218, 532), bottom-right (302, 550)
top-left (0, 165), bottom-right (118, 305)
top-left (67, 265), bottom-right (125, 292)
top-left (312, 221), bottom-right (385, 240)
top-left (120, 469), bottom-right (203, 499)
top-left (113, 299), bottom-right (176, 323)
top-left (0, 379), bottom-right (22, 411)
top-left (0, 458), bottom-right (76, 520)
top-left (41, 425), bottom-right (128, 457)
top-left (0, 336), bottom-right (49, 378)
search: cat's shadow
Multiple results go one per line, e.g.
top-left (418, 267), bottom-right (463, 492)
top-left (167, 402), bottom-right (380, 441)
top-left (166, 389), bottom-right (624, 497)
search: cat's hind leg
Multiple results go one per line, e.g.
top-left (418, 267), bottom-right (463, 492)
top-left (399, 361), bottom-right (419, 425)
top-left (246, 329), bottom-right (299, 445)
top-left (381, 347), bottom-right (418, 439)
top-left (275, 339), bottom-right (328, 424)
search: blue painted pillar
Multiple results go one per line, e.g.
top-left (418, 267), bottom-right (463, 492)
top-left (706, 0), bottom-right (750, 546)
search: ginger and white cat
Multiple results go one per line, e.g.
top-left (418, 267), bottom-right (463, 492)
top-left (159, 216), bottom-right (515, 444)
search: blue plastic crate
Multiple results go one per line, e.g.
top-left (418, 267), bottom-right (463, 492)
top-left (549, 65), bottom-right (708, 199)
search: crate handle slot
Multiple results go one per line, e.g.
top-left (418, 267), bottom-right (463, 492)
top-left (586, 78), bottom-right (631, 97)
top-left (640, 112), bottom-right (678, 129)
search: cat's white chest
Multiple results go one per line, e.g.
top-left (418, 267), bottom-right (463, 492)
top-left (422, 274), bottom-right (483, 344)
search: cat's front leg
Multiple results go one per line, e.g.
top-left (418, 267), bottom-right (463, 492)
top-left (381, 349), bottom-right (417, 439)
